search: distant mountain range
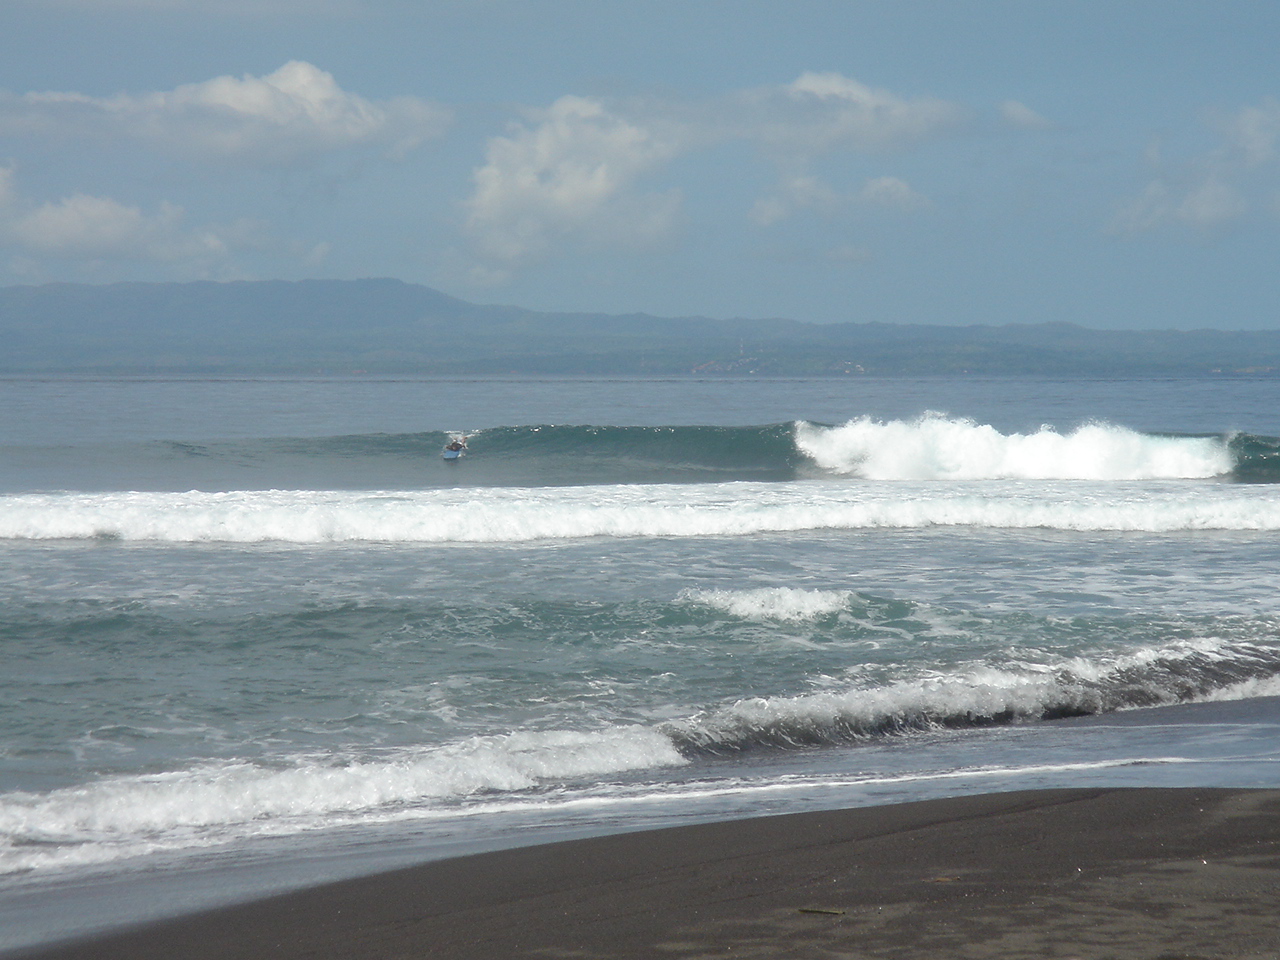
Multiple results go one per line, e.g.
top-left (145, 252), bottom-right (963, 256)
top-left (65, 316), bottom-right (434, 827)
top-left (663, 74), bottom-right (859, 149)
top-left (2, 278), bottom-right (1278, 376)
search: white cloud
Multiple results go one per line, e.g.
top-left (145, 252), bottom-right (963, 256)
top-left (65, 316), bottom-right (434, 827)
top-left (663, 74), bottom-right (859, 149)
top-left (459, 73), bottom-right (984, 280)
top-left (857, 176), bottom-right (928, 209)
top-left (2, 61), bottom-right (449, 166)
top-left (737, 72), bottom-right (968, 157)
top-left (1111, 97), bottom-right (1280, 238)
top-left (0, 165), bottom-right (260, 269)
top-left (1177, 177), bottom-right (1249, 227)
top-left (1110, 175), bottom-right (1247, 236)
top-left (1219, 97), bottom-right (1280, 167)
top-left (750, 175), bottom-right (841, 226)
top-left (751, 173), bottom-right (927, 226)
top-left (464, 95), bottom-right (682, 265)
top-left (12, 194), bottom-right (198, 259)
top-left (1000, 100), bottom-right (1052, 130)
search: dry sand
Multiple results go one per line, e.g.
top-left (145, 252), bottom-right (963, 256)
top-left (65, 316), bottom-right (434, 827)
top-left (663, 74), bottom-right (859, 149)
top-left (12, 787), bottom-right (1280, 959)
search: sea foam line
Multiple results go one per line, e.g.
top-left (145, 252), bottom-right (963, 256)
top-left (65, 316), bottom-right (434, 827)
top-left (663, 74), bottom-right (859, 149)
top-left (3, 480), bottom-right (1280, 542)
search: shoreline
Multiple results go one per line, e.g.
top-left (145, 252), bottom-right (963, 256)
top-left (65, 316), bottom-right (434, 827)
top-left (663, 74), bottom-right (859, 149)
top-left (11, 787), bottom-right (1280, 960)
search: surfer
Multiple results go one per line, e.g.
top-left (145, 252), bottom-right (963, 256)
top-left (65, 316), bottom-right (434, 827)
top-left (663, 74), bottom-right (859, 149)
top-left (442, 435), bottom-right (468, 460)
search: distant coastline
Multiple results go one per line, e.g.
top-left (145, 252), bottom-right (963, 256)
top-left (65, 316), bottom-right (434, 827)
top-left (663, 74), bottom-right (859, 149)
top-left (2, 278), bottom-right (1278, 377)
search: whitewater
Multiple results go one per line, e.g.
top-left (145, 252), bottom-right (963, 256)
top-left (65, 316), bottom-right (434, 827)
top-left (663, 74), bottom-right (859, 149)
top-left (2, 375), bottom-right (1279, 951)
top-left (3, 417), bottom-right (1276, 543)
top-left (6, 479), bottom-right (1280, 543)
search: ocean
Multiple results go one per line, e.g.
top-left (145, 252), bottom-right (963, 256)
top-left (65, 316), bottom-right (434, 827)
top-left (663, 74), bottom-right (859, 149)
top-left (2, 374), bottom-right (1279, 950)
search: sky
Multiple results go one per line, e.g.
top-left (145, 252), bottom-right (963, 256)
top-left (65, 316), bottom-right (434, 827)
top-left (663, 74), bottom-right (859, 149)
top-left (1, 0), bottom-right (1278, 330)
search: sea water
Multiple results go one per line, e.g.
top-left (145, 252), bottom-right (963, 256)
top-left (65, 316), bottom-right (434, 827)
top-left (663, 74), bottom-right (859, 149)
top-left (1, 375), bottom-right (1279, 949)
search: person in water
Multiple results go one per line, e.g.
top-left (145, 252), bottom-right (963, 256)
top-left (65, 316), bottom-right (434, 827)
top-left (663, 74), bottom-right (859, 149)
top-left (445, 437), bottom-right (467, 452)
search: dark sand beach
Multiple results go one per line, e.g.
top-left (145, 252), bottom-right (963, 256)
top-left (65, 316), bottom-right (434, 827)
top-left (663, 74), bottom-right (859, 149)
top-left (12, 787), bottom-right (1280, 959)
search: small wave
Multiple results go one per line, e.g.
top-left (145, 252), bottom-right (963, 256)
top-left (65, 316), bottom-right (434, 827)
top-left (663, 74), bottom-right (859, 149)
top-left (0, 726), bottom-right (683, 875)
top-left (795, 415), bottom-right (1233, 480)
top-left (4, 632), bottom-right (1279, 875)
top-left (664, 639), bottom-right (1280, 755)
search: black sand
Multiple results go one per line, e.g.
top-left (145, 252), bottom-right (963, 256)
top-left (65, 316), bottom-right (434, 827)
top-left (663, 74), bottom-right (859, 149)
top-left (13, 788), bottom-right (1280, 959)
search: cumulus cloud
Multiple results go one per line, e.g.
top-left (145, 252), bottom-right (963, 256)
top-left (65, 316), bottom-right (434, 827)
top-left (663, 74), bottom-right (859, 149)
top-left (0, 165), bottom-right (260, 270)
top-left (464, 95), bottom-right (682, 268)
top-left (1, 61), bottom-right (449, 165)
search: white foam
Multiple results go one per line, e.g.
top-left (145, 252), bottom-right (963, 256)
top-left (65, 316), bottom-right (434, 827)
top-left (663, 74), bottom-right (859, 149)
top-left (3, 479), bottom-right (1278, 543)
top-left (682, 587), bottom-right (852, 621)
top-left (795, 415), bottom-right (1232, 480)
top-left (0, 726), bottom-right (684, 875)
top-left (1200, 674), bottom-right (1280, 702)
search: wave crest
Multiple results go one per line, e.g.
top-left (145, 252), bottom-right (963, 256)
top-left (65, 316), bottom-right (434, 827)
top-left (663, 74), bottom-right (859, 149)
top-left (795, 415), bottom-right (1233, 480)
top-left (665, 640), bottom-right (1280, 755)
top-left (0, 726), bottom-right (683, 874)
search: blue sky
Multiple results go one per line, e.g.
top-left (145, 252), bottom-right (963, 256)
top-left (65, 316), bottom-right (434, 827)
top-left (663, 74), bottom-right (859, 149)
top-left (1, 1), bottom-right (1278, 329)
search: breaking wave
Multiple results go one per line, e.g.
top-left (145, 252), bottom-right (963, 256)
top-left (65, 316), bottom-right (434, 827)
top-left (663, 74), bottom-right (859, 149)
top-left (3, 478), bottom-right (1280, 542)
top-left (667, 638), bottom-right (1280, 755)
top-left (0, 727), bottom-right (685, 874)
top-left (4, 632), bottom-right (1278, 875)
top-left (9, 418), bottom-right (1277, 494)
top-left (795, 415), bottom-right (1235, 480)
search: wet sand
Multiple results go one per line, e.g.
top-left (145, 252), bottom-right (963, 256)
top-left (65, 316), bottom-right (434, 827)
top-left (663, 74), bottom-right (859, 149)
top-left (13, 787), bottom-right (1280, 959)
